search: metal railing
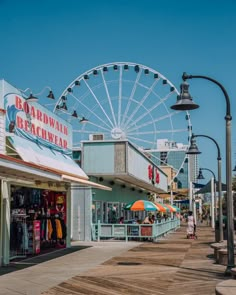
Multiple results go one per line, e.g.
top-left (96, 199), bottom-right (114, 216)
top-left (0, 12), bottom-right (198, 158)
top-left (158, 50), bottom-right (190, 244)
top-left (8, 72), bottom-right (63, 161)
top-left (92, 218), bottom-right (180, 242)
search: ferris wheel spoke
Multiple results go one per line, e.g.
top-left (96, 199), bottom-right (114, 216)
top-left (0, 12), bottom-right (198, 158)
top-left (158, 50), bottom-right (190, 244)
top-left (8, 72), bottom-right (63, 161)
top-left (84, 80), bottom-right (115, 128)
top-left (73, 129), bottom-right (110, 135)
top-left (118, 66), bottom-right (123, 127)
top-left (127, 112), bottom-right (178, 133)
top-left (143, 151), bottom-right (169, 166)
top-left (123, 79), bottom-right (160, 129)
top-left (127, 135), bottom-right (156, 146)
top-left (101, 70), bottom-right (117, 126)
top-left (120, 71), bottom-right (142, 127)
top-left (73, 121), bottom-right (111, 133)
top-left (128, 128), bottom-right (188, 136)
top-left (69, 93), bottom-right (112, 130)
top-left (127, 91), bottom-right (175, 130)
top-left (84, 120), bottom-right (112, 132)
top-left (157, 128), bottom-right (188, 134)
top-left (152, 90), bottom-right (173, 107)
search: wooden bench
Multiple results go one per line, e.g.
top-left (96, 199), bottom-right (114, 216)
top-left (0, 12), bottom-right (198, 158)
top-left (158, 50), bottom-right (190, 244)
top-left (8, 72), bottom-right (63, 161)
top-left (215, 279), bottom-right (236, 295)
top-left (210, 242), bottom-right (227, 263)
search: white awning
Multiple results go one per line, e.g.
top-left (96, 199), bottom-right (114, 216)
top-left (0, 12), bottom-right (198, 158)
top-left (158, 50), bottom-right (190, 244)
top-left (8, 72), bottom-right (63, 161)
top-left (8, 135), bottom-right (87, 178)
top-left (8, 136), bottom-right (112, 191)
top-left (7, 136), bottom-right (112, 191)
top-left (61, 174), bottom-right (112, 191)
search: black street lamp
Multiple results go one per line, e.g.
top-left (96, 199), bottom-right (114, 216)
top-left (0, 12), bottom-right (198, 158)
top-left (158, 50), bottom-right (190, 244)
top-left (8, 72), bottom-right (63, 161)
top-left (197, 168), bottom-right (217, 229)
top-left (197, 168), bottom-right (205, 180)
top-left (171, 72), bottom-right (234, 274)
top-left (187, 134), bottom-right (223, 242)
top-left (20, 86), bottom-right (55, 102)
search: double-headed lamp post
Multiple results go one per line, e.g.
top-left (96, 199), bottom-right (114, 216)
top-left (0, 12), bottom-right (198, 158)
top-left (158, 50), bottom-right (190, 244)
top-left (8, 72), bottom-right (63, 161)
top-left (187, 134), bottom-right (223, 242)
top-left (171, 72), bottom-right (234, 273)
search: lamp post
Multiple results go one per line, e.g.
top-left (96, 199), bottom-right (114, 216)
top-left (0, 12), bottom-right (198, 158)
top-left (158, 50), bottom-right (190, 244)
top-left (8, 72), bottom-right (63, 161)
top-left (197, 168), bottom-right (216, 229)
top-left (171, 72), bottom-right (234, 273)
top-left (187, 134), bottom-right (223, 242)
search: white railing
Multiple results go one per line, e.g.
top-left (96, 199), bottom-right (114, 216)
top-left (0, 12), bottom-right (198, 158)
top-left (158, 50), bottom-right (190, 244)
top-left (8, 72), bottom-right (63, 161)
top-left (92, 218), bottom-right (180, 242)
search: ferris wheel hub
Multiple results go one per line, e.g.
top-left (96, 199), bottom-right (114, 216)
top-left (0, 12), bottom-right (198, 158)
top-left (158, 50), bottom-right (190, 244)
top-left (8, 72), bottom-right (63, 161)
top-left (111, 127), bottom-right (124, 140)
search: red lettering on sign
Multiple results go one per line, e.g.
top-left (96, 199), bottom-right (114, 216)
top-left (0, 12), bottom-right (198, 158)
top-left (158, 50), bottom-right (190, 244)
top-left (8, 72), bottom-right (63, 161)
top-left (41, 129), bottom-right (47, 140)
top-left (23, 102), bottom-right (30, 114)
top-left (36, 126), bottom-right (41, 137)
top-left (15, 96), bottom-right (22, 110)
top-left (30, 106), bottom-right (36, 118)
top-left (63, 140), bottom-right (67, 149)
top-left (155, 168), bottom-right (160, 183)
top-left (49, 117), bottom-right (55, 128)
top-left (148, 165), bottom-right (153, 180)
top-left (64, 126), bottom-right (68, 135)
top-left (48, 132), bottom-right (54, 143)
top-left (36, 109), bottom-right (42, 121)
top-left (31, 124), bottom-right (36, 135)
top-left (12, 94), bottom-right (70, 149)
top-left (16, 116), bottom-right (23, 128)
top-left (43, 113), bottom-right (48, 124)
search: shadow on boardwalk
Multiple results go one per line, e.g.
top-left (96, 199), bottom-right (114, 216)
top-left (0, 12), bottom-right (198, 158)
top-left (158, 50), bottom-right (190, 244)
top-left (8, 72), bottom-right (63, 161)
top-left (42, 224), bottom-right (227, 295)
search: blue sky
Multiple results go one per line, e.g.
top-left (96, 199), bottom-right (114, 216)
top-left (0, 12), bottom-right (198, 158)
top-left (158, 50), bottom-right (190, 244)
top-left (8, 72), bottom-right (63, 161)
top-left (0, 0), bottom-right (236, 182)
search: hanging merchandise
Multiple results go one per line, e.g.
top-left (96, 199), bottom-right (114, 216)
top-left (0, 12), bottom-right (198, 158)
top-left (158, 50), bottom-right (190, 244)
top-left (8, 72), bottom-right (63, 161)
top-left (9, 186), bottom-right (67, 260)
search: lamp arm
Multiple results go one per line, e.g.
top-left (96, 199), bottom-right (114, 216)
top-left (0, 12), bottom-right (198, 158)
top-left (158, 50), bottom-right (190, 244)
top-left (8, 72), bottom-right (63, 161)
top-left (182, 73), bottom-right (231, 120)
top-left (19, 87), bottom-right (32, 94)
top-left (33, 86), bottom-right (52, 96)
top-left (192, 134), bottom-right (221, 160)
top-left (18, 86), bottom-right (52, 96)
top-left (201, 167), bottom-right (216, 181)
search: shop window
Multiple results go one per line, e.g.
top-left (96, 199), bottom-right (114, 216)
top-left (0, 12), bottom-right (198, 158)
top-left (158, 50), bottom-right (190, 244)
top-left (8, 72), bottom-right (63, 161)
top-left (92, 201), bottom-right (102, 223)
top-left (107, 202), bottom-right (120, 223)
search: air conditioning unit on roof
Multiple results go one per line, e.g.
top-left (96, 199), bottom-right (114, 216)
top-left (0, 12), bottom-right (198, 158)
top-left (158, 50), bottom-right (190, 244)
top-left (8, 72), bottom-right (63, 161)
top-left (89, 134), bottom-right (104, 141)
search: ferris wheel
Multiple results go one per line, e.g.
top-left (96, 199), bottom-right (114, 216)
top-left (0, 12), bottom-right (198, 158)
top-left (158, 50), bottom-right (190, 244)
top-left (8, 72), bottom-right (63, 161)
top-left (53, 62), bottom-right (192, 178)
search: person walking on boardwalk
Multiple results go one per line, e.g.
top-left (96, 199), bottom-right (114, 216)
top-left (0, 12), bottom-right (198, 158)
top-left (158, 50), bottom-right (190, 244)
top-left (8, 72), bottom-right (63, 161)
top-left (186, 211), bottom-right (195, 239)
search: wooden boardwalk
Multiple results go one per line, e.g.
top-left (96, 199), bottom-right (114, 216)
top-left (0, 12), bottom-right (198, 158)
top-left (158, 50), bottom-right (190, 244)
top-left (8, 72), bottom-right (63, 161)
top-left (42, 224), bottom-right (228, 295)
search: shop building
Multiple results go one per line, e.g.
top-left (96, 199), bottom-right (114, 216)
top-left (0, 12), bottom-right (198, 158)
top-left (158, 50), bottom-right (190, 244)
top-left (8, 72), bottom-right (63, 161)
top-left (70, 139), bottom-right (168, 237)
top-left (0, 80), bottom-right (110, 266)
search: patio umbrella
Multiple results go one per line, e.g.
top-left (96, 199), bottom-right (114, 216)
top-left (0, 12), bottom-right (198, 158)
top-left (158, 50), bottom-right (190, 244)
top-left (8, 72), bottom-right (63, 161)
top-left (164, 204), bottom-right (180, 213)
top-left (154, 202), bottom-right (169, 213)
top-left (171, 205), bottom-right (180, 212)
top-left (124, 200), bottom-right (159, 211)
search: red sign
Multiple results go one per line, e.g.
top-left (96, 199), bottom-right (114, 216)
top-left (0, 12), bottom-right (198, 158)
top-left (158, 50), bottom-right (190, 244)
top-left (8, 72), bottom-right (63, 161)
top-left (155, 168), bottom-right (160, 184)
top-left (148, 165), bottom-right (153, 180)
top-left (5, 94), bottom-right (72, 150)
top-left (148, 165), bottom-right (160, 184)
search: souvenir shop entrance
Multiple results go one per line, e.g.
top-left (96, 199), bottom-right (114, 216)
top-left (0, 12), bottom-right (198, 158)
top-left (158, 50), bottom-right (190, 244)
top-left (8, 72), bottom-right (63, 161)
top-left (0, 155), bottom-right (111, 266)
top-left (10, 185), bottom-right (67, 260)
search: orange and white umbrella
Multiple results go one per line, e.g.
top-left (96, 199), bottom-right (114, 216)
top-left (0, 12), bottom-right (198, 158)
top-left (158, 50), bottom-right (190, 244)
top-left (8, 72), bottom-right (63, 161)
top-left (164, 204), bottom-right (180, 212)
top-left (154, 202), bottom-right (168, 212)
top-left (124, 200), bottom-right (159, 211)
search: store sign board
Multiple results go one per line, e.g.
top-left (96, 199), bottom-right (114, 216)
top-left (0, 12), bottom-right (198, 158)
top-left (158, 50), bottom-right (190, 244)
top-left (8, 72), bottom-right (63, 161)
top-left (4, 94), bottom-right (72, 151)
top-left (148, 164), bottom-right (160, 184)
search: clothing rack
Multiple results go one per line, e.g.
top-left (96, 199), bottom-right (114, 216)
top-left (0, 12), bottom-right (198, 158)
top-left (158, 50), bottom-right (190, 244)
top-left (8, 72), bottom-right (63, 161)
top-left (10, 214), bottom-right (29, 260)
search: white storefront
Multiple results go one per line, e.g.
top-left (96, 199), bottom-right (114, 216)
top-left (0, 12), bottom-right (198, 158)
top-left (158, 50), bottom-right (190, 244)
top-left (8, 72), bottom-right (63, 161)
top-left (0, 80), bottom-right (110, 266)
